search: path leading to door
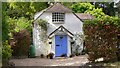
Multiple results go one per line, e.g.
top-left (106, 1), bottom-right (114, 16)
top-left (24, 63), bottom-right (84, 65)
top-left (10, 55), bottom-right (89, 66)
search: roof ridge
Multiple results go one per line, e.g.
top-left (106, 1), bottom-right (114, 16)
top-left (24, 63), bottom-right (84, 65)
top-left (56, 2), bottom-right (72, 12)
top-left (46, 2), bottom-right (56, 11)
top-left (46, 2), bottom-right (72, 12)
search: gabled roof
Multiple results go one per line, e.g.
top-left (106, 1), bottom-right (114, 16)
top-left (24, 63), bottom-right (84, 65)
top-left (46, 3), bottom-right (72, 13)
top-left (33, 3), bottom-right (94, 24)
top-left (33, 3), bottom-right (83, 24)
top-left (75, 13), bottom-right (94, 20)
top-left (49, 25), bottom-right (74, 38)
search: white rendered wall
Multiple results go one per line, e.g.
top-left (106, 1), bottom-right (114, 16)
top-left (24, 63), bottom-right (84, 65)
top-left (33, 12), bottom-right (83, 56)
top-left (35, 12), bottom-right (83, 35)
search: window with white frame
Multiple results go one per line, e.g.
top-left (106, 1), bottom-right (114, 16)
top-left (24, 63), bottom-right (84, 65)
top-left (52, 13), bottom-right (65, 23)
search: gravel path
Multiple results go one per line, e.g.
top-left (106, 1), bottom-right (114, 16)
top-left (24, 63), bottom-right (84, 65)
top-left (10, 55), bottom-right (89, 66)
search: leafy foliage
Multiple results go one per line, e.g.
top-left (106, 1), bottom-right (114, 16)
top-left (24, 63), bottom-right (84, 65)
top-left (85, 8), bottom-right (105, 19)
top-left (2, 41), bottom-right (12, 60)
top-left (71, 2), bottom-right (95, 13)
top-left (2, 2), bottom-right (48, 41)
top-left (14, 17), bottom-right (32, 32)
top-left (8, 2), bottom-right (48, 19)
top-left (37, 19), bottom-right (48, 31)
top-left (84, 16), bottom-right (120, 62)
top-left (2, 2), bottom-right (48, 58)
top-left (85, 16), bottom-right (120, 27)
top-left (2, 3), bottom-right (10, 41)
top-left (62, 2), bottom-right (73, 8)
top-left (5, 16), bottom-right (32, 40)
top-left (94, 2), bottom-right (115, 16)
top-left (70, 2), bottom-right (106, 18)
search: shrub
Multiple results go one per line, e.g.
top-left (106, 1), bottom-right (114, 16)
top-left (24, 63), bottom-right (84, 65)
top-left (2, 40), bottom-right (12, 60)
top-left (84, 16), bottom-right (120, 62)
top-left (12, 29), bottom-right (30, 57)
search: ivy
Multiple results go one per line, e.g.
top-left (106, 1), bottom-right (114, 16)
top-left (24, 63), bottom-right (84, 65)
top-left (37, 19), bottom-right (47, 31)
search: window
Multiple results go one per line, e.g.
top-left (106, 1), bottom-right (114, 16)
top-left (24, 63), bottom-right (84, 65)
top-left (52, 13), bottom-right (65, 23)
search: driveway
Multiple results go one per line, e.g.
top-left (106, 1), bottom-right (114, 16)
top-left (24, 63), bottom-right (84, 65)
top-left (10, 54), bottom-right (89, 66)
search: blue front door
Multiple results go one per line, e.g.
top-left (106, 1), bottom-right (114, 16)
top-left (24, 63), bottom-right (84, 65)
top-left (55, 35), bottom-right (67, 57)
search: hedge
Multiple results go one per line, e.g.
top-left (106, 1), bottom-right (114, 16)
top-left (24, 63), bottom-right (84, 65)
top-left (2, 40), bottom-right (12, 60)
top-left (12, 29), bottom-right (30, 57)
top-left (84, 16), bottom-right (120, 62)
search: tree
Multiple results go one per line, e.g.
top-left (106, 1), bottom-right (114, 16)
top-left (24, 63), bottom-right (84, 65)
top-left (116, 1), bottom-right (120, 17)
top-left (2, 3), bottom-right (10, 41)
top-left (70, 2), bottom-right (106, 18)
top-left (70, 2), bottom-right (95, 13)
top-left (7, 2), bottom-right (48, 19)
top-left (2, 2), bottom-right (48, 59)
top-left (62, 2), bottom-right (73, 8)
top-left (85, 8), bottom-right (105, 19)
top-left (2, 2), bottom-right (48, 40)
top-left (92, 2), bottom-right (115, 16)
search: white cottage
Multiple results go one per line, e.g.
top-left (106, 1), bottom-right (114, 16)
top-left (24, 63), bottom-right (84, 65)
top-left (33, 3), bottom-right (94, 57)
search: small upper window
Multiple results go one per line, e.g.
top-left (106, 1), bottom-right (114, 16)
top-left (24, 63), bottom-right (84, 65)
top-left (52, 13), bottom-right (65, 23)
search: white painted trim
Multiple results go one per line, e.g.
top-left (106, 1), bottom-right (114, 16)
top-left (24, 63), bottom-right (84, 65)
top-left (68, 35), bottom-right (71, 57)
top-left (53, 36), bottom-right (55, 58)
